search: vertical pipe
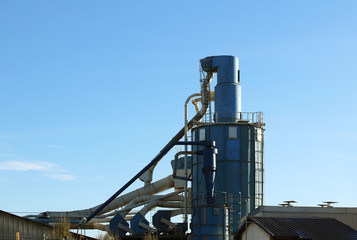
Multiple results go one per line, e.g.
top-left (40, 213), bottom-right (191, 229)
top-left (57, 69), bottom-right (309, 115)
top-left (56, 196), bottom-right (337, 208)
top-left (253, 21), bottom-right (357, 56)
top-left (184, 93), bottom-right (201, 225)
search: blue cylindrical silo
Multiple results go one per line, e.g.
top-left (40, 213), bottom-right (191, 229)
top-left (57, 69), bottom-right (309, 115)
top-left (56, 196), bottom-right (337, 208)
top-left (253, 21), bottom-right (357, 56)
top-left (191, 56), bottom-right (264, 240)
top-left (191, 124), bottom-right (264, 238)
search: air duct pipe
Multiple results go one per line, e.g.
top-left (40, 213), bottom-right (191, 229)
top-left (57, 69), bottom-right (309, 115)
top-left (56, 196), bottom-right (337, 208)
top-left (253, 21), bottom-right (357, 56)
top-left (139, 200), bottom-right (185, 217)
top-left (106, 190), bottom-right (184, 218)
top-left (191, 91), bottom-right (215, 113)
top-left (85, 174), bottom-right (175, 216)
top-left (39, 175), bottom-right (175, 219)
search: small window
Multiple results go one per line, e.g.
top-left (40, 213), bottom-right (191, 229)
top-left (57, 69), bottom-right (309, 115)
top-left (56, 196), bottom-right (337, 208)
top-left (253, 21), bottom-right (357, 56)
top-left (228, 126), bottom-right (238, 139)
top-left (199, 128), bottom-right (206, 141)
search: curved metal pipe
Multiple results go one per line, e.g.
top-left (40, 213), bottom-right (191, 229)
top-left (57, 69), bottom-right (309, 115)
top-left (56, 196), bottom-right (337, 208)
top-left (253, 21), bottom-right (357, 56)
top-left (185, 93), bottom-right (201, 117)
top-left (102, 190), bottom-right (184, 218)
top-left (138, 200), bottom-right (185, 217)
top-left (40, 175), bottom-right (175, 219)
top-left (86, 175), bottom-right (175, 216)
top-left (191, 91), bottom-right (215, 113)
top-left (119, 191), bottom-right (184, 217)
top-left (119, 192), bottom-right (184, 217)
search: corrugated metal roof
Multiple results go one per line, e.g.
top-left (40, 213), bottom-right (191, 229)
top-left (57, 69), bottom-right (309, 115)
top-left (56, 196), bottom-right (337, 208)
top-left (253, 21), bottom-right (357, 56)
top-left (251, 205), bottom-right (357, 230)
top-left (248, 217), bottom-right (357, 240)
top-left (0, 210), bottom-right (98, 240)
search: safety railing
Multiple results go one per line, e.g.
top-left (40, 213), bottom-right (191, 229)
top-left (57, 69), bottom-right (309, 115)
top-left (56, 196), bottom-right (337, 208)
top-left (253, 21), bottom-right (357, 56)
top-left (199, 112), bottom-right (264, 126)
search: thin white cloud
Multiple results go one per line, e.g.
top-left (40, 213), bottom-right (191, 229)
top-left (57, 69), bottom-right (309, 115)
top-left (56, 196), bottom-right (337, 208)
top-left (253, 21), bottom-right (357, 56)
top-left (46, 173), bottom-right (76, 181)
top-left (0, 161), bottom-right (56, 171)
top-left (0, 161), bottom-right (76, 181)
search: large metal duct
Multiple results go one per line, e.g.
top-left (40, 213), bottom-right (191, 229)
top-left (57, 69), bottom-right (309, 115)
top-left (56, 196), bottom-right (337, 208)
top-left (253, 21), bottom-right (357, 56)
top-left (37, 174), bottom-right (175, 219)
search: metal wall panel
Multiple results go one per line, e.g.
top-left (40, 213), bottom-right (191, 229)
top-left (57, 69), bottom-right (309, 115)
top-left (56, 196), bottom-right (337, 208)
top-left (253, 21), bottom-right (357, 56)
top-left (0, 211), bottom-right (53, 239)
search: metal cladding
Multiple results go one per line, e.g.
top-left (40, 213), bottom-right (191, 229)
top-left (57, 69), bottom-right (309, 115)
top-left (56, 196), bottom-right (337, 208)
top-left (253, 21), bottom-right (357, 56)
top-left (200, 55), bottom-right (241, 122)
top-left (191, 55), bottom-right (264, 240)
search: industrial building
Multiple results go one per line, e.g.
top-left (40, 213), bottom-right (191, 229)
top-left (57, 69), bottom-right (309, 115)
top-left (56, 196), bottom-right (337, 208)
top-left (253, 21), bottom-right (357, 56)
top-left (3, 55), bottom-right (356, 239)
top-left (0, 210), bottom-right (52, 239)
top-left (0, 210), bottom-right (98, 240)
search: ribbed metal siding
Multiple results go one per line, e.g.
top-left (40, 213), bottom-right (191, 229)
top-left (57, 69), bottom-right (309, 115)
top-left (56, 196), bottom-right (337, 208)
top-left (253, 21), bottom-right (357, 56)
top-left (0, 211), bottom-right (53, 238)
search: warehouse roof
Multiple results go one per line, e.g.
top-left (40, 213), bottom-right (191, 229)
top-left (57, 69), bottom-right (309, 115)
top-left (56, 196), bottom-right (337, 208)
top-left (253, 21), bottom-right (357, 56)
top-left (0, 210), bottom-right (52, 228)
top-left (235, 216), bottom-right (357, 240)
top-left (0, 210), bottom-right (97, 240)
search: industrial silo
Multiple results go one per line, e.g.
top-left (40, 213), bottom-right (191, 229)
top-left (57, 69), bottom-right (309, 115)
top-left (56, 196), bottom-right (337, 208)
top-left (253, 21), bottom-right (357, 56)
top-left (191, 56), bottom-right (265, 240)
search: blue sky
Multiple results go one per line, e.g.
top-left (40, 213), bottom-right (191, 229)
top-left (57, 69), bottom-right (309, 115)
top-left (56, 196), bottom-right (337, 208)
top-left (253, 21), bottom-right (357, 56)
top-left (0, 0), bottom-right (356, 218)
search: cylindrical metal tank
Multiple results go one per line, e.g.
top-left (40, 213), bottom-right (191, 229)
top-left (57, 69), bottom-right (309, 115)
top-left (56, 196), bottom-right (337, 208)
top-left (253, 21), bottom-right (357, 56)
top-left (191, 124), bottom-right (264, 238)
top-left (190, 56), bottom-right (264, 240)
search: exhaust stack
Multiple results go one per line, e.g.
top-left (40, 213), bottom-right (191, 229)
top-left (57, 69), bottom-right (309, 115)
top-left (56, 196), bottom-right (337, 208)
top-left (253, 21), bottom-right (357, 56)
top-left (200, 55), bottom-right (241, 122)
